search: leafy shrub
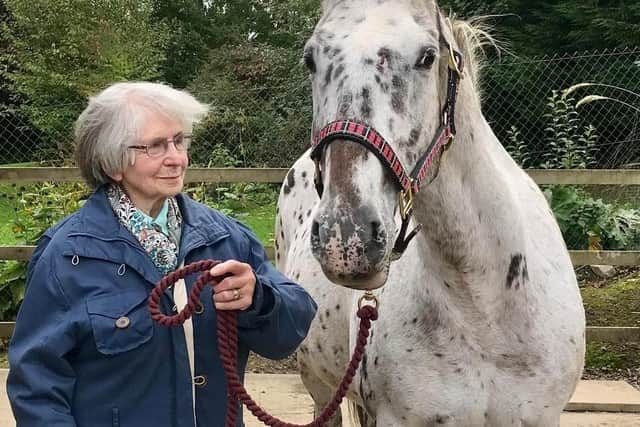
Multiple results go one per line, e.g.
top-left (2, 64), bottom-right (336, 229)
top-left (185, 145), bottom-right (279, 217)
top-left (544, 185), bottom-right (640, 250)
top-left (585, 342), bottom-right (625, 371)
top-left (505, 90), bottom-right (598, 169)
top-left (188, 41), bottom-right (312, 168)
top-left (0, 182), bottom-right (88, 320)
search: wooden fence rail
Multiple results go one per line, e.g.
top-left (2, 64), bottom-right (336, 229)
top-left (1, 167), bottom-right (640, 185)
top-left (0, 167), bottom-right (639, 343)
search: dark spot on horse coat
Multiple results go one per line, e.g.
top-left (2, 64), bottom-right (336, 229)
top-left (283, 168), bottom-right (296, 194)
top-left (334, 63), bottom-right (344, 80)
top-left (324, 63), bottom-right (334, 86)
top-left (338, 92), bottom-right (353, 117)
top-left (391, 75), bottom-right (407, 114)
top-left (360, 86), bottom-right (372, 119)
top-left (377, 47), bottom-right (392, 63)
top-left (413, 14), bottom-right (426, 25)
top-left (408, 125), bottom-right (422, 146)
top-left (435, 414), bottom-right (449, 424)
top-left (506, 253), bottom-right (528, 289)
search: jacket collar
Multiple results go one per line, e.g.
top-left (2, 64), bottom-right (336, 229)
top-left (62, 187), bottom-right (230, 284)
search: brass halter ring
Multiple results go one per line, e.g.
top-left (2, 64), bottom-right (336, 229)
top-left (358, 291), bottom-right (379, 310)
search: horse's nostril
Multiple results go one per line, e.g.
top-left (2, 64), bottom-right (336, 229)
top-left (371, 221), bottom-right (383, 241)
top-left (311, 220), bottom-right (320, 238)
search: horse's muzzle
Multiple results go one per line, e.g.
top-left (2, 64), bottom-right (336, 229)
top-left (310, 206), bottom-right (389, 289)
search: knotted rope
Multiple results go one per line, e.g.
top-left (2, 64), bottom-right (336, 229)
top-left (148, 260), bottom-right (379, 427)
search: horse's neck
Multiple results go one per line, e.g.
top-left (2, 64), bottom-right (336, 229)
top-left (411, 103), bottom-right (531, 322)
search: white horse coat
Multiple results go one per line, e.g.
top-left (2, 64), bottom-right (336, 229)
top-left (275, 1), bottom-right (585, 426)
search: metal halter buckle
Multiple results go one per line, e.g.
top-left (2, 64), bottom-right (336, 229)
top-left (448, 45), bottom-right (463, 79)
top-left (398, 185), bottom-right (414, 220)
top-left (358, 291), bottom-right (379, 309)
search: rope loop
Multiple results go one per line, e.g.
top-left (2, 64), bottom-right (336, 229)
top-left (149, 260), bottom-right (379, 427)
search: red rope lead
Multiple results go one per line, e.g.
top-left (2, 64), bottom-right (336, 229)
top-left (149, 261), bottom-right (378, 427)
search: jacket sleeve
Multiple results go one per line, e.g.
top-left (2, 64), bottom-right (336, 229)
top-left (7, 255), bottom-right (78, 426)
top-left (233, 222), bottom-right (317, 360)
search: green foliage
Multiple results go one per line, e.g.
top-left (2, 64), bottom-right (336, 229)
top-left (151, 0), bottom-right (214, 88)
top-left (0, 182), bottom-right (88, 320)
top-left (1, 0), bottom-right (168, 160)
top-left (504, 125), bottom-right (530, 168)
top-left (585, 342), bottom-right (625, 371)
top-left (540, 91), bottom-right (598, 169)
top-left (189, 41), bottom-right (311, 168)
top-left (185, 145), bottom-right (279, 220)
top-left (440, 1), bottom-right (640, 55)
top-left (544, 185), bottom-right (640, 250)
top-left (504, 90), bottom-right (598, 170)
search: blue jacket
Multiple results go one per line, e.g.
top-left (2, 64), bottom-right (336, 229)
top-left (7, 187), bottom-right (317, 427)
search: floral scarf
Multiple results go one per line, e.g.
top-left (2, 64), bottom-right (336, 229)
top-left (106, 184), bottom-right (182, 275)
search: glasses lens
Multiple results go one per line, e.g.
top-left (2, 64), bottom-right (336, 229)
top-left (146, 141), bottom-right (167, 157)
top-left (174, 134), bottom-right (185, 151)
top-left (177, 134), bottom-right (192, 151)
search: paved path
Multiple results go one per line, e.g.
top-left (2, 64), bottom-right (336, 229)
top-left (1, 370), bottom-right (639, 426)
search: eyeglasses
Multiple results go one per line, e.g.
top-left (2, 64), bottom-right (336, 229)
top-left (127, 132), bottom-right (192, 158)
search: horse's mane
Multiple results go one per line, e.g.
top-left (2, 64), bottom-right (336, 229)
top-left (449, 16), bottom-right (501, 96)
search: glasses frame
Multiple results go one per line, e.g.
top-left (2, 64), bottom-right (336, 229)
top-left (127, 132), bottom-right (192, 158)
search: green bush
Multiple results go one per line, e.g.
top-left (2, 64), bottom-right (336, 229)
top-left (585, 342), bottom-right (625, 371)
top-left (505, 90), bottom-right (598, 169)
top-left (188, 41), bottom-right (312, 168)
top-left (544, 185), bottom-right (640, 250)
top-left (0, 182), bottom-right (88, 320)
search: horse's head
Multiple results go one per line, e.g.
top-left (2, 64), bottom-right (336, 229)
top-left (305, 0), bottom-right (465, 290)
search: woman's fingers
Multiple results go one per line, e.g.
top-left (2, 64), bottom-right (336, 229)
top-left (210, 260), bottom-right (256, 311)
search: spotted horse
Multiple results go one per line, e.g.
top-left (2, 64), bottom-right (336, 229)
top-left (275, 1), bottom-right (585, 425)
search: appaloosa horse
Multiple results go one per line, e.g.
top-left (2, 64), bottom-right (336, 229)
top-left (275, 1), bottom-right (585, 425)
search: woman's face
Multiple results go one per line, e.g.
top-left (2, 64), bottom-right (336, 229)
top-left (110, 111), bottom-right (188, 217)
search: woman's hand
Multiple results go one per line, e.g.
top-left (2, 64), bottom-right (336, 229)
top-left (210, 260), bottom-right (256, 311)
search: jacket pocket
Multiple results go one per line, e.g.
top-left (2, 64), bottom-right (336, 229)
top-left (86, 290), bottom-right (153, 355)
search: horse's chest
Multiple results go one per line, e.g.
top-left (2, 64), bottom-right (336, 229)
top-left (356, 318), bottom-right (494, 422)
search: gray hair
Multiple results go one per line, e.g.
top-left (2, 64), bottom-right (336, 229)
top-left (74, 81), bottom-right (209, 189)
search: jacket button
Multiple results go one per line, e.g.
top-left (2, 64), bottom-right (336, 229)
top-left (194, 303), bottom-right (204, 314)
top-left (115, 316), bottom-right (130, 329)
top-left (193, 375), bottom-right (207, 387)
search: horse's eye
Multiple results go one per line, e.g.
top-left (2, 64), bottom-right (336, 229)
top-left (303, 49), bottom-right (316, 74)
top-left (415, 47), bottom-right (437, 69)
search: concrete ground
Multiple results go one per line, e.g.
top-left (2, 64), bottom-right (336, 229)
top-left (1, 370), bottom-right (639, 426)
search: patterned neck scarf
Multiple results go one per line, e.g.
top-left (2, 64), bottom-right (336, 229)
top-left (106, 184), bottom-right (182, 275)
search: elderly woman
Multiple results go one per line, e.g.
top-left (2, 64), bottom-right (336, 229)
top-left (7, 82), bottom-right (317, 427)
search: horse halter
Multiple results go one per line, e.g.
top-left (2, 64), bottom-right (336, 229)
top-left (310, 42), bottom-right (465, 259)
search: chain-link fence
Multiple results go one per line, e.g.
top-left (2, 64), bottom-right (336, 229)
top-left (482, 47), bottom-right (640, 170)
top-left (1, 47), bottom-right (638, 169)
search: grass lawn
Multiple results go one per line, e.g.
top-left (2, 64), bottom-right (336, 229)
top-left (0, 184), bottom-right (19, 244)
top-left (230, 203), bottom-right (276, 247)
